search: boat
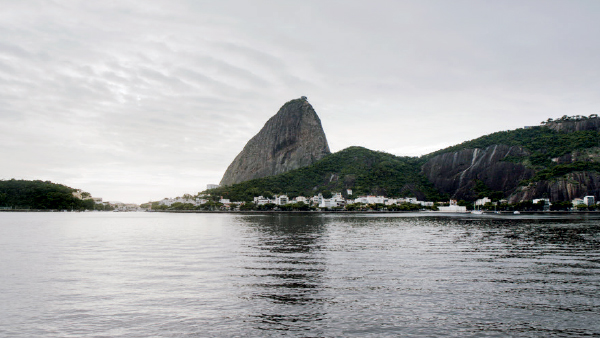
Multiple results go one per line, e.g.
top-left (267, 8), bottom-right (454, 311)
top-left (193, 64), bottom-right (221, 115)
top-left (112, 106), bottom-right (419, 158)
top-left (513, 211), bottom-right (520, 215)
top-left (471, 204), bottom-right (484, 214)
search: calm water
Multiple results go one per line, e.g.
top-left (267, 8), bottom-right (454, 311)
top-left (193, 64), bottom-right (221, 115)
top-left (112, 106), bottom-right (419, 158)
top-left (0, 212), bottom-right (599, 337)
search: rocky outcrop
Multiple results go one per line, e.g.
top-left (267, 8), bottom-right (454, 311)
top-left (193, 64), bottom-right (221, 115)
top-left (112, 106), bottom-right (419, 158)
top-left (220, 98), bottom-right (330, 186)
top-left (421, 145), bottom-right (535, 200)
top-left (546, 117), bottom-right (600, 132)
top-left (508, 172), bottom-right (600, 203)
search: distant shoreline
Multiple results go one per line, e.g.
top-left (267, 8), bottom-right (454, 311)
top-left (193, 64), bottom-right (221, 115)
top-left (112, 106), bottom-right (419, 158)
top-left (2, 209), bottom-right (600, 215)
top-left (155, 210), bottom-right (600, 215)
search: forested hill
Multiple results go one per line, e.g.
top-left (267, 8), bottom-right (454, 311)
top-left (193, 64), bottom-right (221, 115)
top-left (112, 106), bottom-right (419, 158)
top-left (424, 123), bottom-right (600, 166)
top-left (0, 179), bottom-right (97, 210)
top-left (207, 146), bottom-right (444, 202)
top-left (421, 115), bottom-right (600, 202)
top-left (207, 115), bottom-right (600, 203)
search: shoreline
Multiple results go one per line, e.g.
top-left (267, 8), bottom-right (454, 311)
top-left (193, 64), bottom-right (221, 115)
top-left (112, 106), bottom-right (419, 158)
top-left (2, 209), bottom-right (600, 215)
top-left (155, 210), bottom-right (600, 215)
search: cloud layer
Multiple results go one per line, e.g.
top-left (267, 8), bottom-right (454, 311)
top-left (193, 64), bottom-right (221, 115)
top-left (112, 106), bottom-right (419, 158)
top-left (1, 0), bottom-right (599, 203)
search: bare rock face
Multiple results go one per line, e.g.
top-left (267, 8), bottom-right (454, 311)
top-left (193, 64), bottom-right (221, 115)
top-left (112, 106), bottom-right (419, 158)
top-left (545, 117), bottom-right (600, 132)
top-left (508, 172), bottom-right (600, 203)
top-left (421, 145), bottom-right (535, 200)
top-left (220, 98), bottom-right (330, 186)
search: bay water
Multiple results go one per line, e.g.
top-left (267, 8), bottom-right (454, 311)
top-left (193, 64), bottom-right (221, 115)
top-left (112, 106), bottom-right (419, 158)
top-left (1, 212), bottom-right (599, 337)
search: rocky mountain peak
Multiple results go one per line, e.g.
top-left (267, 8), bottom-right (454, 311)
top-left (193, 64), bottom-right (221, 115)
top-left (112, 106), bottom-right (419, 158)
top-left (220, 97), bottom-right (331, 186)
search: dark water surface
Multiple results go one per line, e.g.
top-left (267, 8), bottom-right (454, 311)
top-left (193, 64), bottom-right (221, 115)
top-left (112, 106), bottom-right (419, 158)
top-left (1, 212), bottom-right (599, 337)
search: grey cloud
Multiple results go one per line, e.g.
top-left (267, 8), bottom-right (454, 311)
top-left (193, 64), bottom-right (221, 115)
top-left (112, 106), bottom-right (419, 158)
top-left (1, 0), bottom-right (599, 203)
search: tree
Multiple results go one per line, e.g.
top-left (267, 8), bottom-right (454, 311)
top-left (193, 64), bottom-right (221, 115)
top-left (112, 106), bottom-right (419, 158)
top-left (239, 203), bottom-right (256, 211)
top-left (550, 201), bottom-right (572, 211)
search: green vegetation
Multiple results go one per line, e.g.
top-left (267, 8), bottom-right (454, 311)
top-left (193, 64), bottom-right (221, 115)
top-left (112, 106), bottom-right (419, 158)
top-left (473, 179), bottom-right (504, 201)
top-left (0, 179), bottom-right (102, 210)
top-left (425, 126), bottom-right (600, 166)
top-left (422, 118), bottom-right (600, 198)
top-left (208, 119), bottom-right (600, 203)
top-left (542, 114), bottom-right (598, 124)
top-left (150, 200), bottom-right (225, 211)
top-left (206, 146), bottom-right (445, 202)
top-left (523, 162), bottom-right (600, 183)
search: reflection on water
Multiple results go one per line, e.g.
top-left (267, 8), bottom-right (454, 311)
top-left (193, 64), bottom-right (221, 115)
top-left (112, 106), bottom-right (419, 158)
top-left (237, 214), bottom-right (328, 334)
top-left (0, 213), bottom-right (599, 337)
top-left (234, 214), bottom-right (600, 336)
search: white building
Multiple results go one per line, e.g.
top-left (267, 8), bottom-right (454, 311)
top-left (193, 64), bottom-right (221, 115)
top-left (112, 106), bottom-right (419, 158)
top-left (206, 184), bottom-right (220, 190)
top-left (292, 196), bottom-right (308, 204)
top-left (319, 199), bottom-right (339, 208)
top-left (584, 195), bottom-right (596, 206)
top-left (352, 196), bottom-right (385, 204)
top-left (275, 195), bottom-right (289, 205)
top-left (437, 205), bottom-right (467, 213)
top-left (438, 201), bottom-right (467, 213)
top-left (532, 198), bottom-right (550, 205)
top-left (475, 197), bottom-right (492, 206)
top-left (385, 198), bottom-right (398, 206)
top-left (111, 202), bottom-right (140, 212)
top-left (311, 194), bottom-right (324, 205)
top-left (400, 197), bottom-right (418, 204)
top-left (572, 198), bottom-right (585, 206)
top-left (159, 197), bottom-right (198, 206)
top-left (332, 193), bottom-right (345, 205)
top-left (253, 196), bottom-right (273, 205)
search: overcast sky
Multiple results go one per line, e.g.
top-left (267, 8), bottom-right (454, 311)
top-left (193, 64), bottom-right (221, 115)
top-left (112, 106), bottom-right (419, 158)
top-left (1, 0), bottom-right (599, 204)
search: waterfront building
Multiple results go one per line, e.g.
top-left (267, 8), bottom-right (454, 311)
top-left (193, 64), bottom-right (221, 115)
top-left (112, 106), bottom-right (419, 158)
top-left (311, 193), bottom-right (324, 205)
top-left (293, 196), bottom-right (308, 204)
top-left (438, 200), bottom-right (467, 213)
top-left (275, 195), bottom-right (289, 205)
top-left (159, 197), bottom-right (199, 206)
top-left (253, 196), bottom-right (273, 205)
top-left (584, 195), bottom-right (595, 206)
top-left (319, 199), bottom-right (339, 208)
top-left (475, 197), bottom-right (491, 206)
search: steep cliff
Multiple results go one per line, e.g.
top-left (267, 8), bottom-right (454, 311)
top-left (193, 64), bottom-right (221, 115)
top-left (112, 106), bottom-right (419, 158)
top-left (509, 172), bottom-right (600, 203)
top-left (220, 98), bottom-right (331, 186)
top-left (421, 116), bottom-right (600, 202)
top-left (421, 145), bottom-right (535, 200)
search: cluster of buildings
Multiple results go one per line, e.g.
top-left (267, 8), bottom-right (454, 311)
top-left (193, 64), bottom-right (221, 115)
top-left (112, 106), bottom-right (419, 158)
top-left (156, 196), bottom-right (243, 209)
top-left (127, 182), bottom-right (600, 212)
top-left (156, 189), bottom-right (436, 211)
top-left (471, 196), bottom-right (597, 212)
top-left (572, 196), bottom-right (596, 207)
top-left (157, 196), bottom-right (205, 207)
top-left (72, 189), bottom-right (141, 211)
top-left (252, 190), bottom-right (434, 209)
